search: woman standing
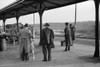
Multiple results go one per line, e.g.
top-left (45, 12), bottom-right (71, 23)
top-left (19, 24), bottom-right (33, 61)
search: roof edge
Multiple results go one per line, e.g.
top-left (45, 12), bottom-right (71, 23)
top-left (0, 0), bottom-right (24, 13)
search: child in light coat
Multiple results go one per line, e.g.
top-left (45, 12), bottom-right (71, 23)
top-left (29, 38), bottom-right (35, 61)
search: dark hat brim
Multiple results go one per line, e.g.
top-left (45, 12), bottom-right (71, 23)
top-left (44, 23), bottom-right (50, 26)
top-left (65, 22), bottom-right (68, 25)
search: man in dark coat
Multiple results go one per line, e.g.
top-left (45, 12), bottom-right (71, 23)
top-left (70, 24), bottom-right (75, 46)
top-left (41, 23), bottom-right (54, 61)
top-left (64, 22), bottom-right (72, 51)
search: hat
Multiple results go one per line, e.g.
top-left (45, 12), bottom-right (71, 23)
top-left (70, 24), bottom-right (73, 27)
top-left (44, 23), bottom-right (50, 26)
top-left (24, 23), bottom-right (28, 27)
top-left (65, 22), bottom-right (68, 25)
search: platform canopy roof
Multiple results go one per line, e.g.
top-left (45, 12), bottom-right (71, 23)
top-left (0, 0), bottom-right (89, 20)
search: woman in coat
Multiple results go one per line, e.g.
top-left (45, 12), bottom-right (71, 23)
top-left (19, 24), bottom-right (32, 61)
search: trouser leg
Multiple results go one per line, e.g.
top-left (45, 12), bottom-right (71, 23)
top-left (25, 53), bottom-right (29, 61)
top-left (42, 45), bottom-right (47, 60)
top-left (47, 45), bottom-right (51, 61)
top-left (68, 38), bottom-right (70, 51)
top-left (68, 43), bottom-right (70, 51)
top-left (22, 48), bottom-right (25, 61)
top-left (65, 39), bottom-right (68, 51)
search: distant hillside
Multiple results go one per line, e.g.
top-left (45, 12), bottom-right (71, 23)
top-left (34, 21), bottom-right (99, 31)
top-left (76, 21), bottom-right (95, 33)
top-left (34, 21), bottom-right (100, 38)
top-left (34, 23), bottom-right (65, 30)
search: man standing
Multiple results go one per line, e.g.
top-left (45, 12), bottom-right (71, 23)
top-left (41, 23), bottom-right (54, 61)
top-left (70, 24), bottom-right (75, 46)
top-left (64, 22), bottom-right (72, 51)
top-left (19, 23), bottom-right (32, 61)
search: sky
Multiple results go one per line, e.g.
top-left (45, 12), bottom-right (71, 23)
top-left (0, 0), bottom-right (100, 26)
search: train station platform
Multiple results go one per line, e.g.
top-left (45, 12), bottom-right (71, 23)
top-left (0, 38), bottom-right (100, 67)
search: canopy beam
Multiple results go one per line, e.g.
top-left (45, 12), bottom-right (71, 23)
top-left (45, 0), bottom-right (61, 6)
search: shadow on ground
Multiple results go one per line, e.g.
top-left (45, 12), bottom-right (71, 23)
top-left (78, 55), bottom-right (100, 63)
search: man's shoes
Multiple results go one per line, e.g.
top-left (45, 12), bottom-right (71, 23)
top-left (64, 49), bottom-right (67, 51)
top-left (68, 49), bottom-right (70, 51)
top-left (22, 58), bottom-right (24, 61)
top-left (42, 59), bottom-right (47, 61)
top-left (48, 59), bottom-right (51, 61)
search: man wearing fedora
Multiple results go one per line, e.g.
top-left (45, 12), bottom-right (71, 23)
top-left (41, 23), bottom-right (54, 61)
top-left (64, 22), bottom-right (72, 51)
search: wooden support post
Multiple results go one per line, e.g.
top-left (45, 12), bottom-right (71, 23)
top-left (74, 4), bottom-right (77, 26)
top-left (3, 19), bottom-right (6, 32)
top-left (16, 16), bottom-right (20, 32)
top-left (38, 3), bottom-right (44, 46)
top-left (2, 19), bottom-right (7, 51)
top-left (93, 0), bottom-right (99, 58)
top-left (15, 16), bottom-right (20, 45)
top-left (33, 14), bottom-right (35, 39)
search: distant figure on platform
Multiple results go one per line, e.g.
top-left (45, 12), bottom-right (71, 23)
top-left (19, 23), bottom-right (32, 61)
top-left (41, 23), bottom-right (54, 61)
top-left (64, 22), bottom-right (72, 51)
top-left (70, 24), bottom-right (75, 46)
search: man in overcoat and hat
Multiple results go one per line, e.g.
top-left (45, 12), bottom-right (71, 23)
top-left (41, 23), bottom-right (54, 61)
